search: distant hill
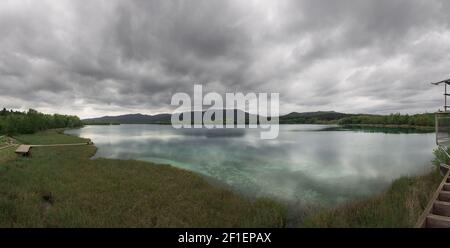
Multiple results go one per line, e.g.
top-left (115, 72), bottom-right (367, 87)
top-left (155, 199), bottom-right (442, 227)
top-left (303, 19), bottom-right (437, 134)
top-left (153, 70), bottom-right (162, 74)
top-left (83, 110), bottom-right (351, 125)
top-left (83, 113), bottom-right (172, 124)
top-left (83, 109), bottom-right (259, 125)
top-left (83, 111), bottom-right (435, 128)
top-left (279, 111), bottom-right (353, 124)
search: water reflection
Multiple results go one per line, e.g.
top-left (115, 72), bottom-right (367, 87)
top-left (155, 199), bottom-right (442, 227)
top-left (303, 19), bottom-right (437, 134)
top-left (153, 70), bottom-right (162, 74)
top-left (66, 124), bottom-right (436, 206)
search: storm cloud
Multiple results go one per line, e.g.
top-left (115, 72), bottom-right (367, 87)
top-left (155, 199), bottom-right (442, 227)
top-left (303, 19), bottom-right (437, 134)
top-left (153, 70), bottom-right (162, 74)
top-left (0, 0), bottom-right (449, 118)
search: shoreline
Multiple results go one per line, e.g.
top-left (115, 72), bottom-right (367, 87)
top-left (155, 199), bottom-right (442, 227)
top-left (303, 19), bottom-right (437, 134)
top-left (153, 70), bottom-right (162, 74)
top-left (340, 124), bottom-right (434, 131)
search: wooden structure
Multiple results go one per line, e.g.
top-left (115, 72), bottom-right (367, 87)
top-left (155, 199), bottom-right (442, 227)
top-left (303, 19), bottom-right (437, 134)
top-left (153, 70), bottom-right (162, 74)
top-left (15, 145), bottom-right (31, 156)
top-left (432, 78), bottom-right (450, 112)
top-left (30, 142), bottom-right (92, 147)
top-left (416, 169), bottom-right (450, 228)
top-left (417, 79), bottom-right (450, 227)
top-left (13, 141), bottom-right (93, 157)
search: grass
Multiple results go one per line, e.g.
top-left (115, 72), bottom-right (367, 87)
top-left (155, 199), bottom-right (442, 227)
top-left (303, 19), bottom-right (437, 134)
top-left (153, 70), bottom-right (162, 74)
top-left (0, 147), bottom-right (16, 164)
top-left (13, 129), bottom-right (88, 145)
top-left (0, 130), bottom-right (285, 227)
top-left (303, 169), bottom-right (443, 228)
top-left (0, 136), bottom-right (8, 147)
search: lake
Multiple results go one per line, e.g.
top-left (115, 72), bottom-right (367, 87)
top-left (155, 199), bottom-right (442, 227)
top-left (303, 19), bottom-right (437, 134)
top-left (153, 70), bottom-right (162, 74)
top-left (66, 124), bottom-right (436, 207)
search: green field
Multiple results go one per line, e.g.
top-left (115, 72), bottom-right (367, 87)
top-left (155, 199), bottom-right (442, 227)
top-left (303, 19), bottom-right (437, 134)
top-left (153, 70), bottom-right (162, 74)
top-left (0, 130), bottom-right (285, 227)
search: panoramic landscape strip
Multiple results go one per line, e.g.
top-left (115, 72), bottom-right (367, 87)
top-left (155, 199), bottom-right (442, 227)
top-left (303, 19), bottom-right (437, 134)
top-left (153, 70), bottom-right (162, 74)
top-left (0, 108), bottom-right (444, 227)
top-left (3, 0), bottom-right (450, 244)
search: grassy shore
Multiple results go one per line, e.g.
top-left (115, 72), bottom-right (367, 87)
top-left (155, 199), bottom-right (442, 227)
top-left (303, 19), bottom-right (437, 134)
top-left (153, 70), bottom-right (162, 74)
top-left (303, 168), bottom-right (442, 227)
top-left (0, 130), bottom-right (285, 227)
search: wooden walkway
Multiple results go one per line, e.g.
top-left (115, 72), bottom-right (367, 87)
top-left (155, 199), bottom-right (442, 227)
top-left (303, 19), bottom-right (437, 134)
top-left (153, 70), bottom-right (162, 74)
top-left (30, 143), bottom-right (92, 147)
top-left (416, 168), bottom-right (450, 228)
top-left (15, 142), bottom-right (93, 156)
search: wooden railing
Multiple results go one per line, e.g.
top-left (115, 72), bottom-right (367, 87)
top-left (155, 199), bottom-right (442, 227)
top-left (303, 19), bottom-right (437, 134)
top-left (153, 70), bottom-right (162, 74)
top-left (415, 162), bottom-right (450, 228)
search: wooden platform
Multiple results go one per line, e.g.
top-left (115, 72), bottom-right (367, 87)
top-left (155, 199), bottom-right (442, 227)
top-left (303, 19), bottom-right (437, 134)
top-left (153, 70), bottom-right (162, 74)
top-left (15, 145), bottom-right (31, 156)
top-left (416, 169), bottom-right (450, 228)
top-left (13, 142), bottom-right (93, 156)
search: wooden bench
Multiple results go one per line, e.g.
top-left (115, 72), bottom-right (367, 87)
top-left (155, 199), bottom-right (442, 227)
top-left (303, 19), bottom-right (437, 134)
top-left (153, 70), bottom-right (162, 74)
top-left (15, 145), bottom-right (31, 156)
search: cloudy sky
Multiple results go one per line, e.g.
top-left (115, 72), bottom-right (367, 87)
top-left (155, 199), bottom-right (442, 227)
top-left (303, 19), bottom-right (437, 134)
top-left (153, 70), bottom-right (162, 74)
top-left (1, 0), bottom-right (450, 118)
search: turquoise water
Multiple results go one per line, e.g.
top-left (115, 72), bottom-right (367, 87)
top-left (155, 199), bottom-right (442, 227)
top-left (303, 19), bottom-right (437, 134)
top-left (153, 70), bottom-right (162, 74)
top-left (66, 124), bottom-right (436, 206)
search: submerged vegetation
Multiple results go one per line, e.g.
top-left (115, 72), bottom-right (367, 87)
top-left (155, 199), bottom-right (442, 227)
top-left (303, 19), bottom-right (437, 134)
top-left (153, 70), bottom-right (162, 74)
top-left (0, 108), bottom-right (83, 135)
top-left (0, 130), bottom-right (285, 227)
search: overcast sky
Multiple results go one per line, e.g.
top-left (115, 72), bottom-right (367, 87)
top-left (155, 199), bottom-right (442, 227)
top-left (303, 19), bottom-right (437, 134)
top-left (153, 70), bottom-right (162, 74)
top-left (1, 0), bottom-right (450, 118)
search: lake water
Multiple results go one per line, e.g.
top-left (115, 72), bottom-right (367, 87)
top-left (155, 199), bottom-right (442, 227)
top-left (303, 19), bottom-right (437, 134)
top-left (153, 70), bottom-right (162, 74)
top-left (66, 125), bottom-right (436, 206)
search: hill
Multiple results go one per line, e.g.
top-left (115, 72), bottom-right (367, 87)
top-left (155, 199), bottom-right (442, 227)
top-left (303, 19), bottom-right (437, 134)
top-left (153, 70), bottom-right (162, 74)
top-left (83, 111), bottom-right (434, 127)
top-left (83, 109), bottom-right (261, 125)
top-left (279, 111), bottom-right (353, 124)
top-left (83, 110), bottom-right (352, 125)
top-left (83, 113), bottom-right (171, 124)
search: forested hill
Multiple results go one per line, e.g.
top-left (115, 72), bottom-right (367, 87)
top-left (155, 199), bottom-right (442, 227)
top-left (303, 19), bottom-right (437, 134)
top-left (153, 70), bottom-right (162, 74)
top-left (278, 111), bottom-right (434, 126)
top-left (84, 110), bottom-right (349, 125)
top-left (279, 111), bottom-right (353, 124)
top-left (83, 110), bottom-right (258, 125)
top-left (83, 113), bottom-right (171, 124)
top-left (0, 108), bottom-right (83, 135)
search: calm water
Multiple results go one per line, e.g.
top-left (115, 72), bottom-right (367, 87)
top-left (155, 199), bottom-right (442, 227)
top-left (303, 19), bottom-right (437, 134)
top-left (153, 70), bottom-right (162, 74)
top-left (66, 125), bottom-right (436, 206)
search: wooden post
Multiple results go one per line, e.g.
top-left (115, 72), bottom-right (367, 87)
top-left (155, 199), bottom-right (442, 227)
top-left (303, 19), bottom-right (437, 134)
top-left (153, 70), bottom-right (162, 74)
top-left (431, 79), bottom-right (450, 112)
top-left (436, 113), bottom-right (439, 145)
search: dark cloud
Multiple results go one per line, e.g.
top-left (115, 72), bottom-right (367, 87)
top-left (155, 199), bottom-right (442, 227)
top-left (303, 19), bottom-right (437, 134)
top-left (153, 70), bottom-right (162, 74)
top-left (0, 0), bottom-right (449, 118)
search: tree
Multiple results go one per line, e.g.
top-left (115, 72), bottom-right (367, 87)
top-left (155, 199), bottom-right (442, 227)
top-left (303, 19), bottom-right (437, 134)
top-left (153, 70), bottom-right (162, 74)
top-left (0, 108), bottom-right (83, 135)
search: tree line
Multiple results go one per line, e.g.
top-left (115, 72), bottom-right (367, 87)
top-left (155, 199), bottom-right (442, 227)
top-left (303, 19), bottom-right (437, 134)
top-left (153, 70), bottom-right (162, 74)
top-left (338, 113), bottom-right (434, 127)
top-left (0, 108), bottom-right (83, 135)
